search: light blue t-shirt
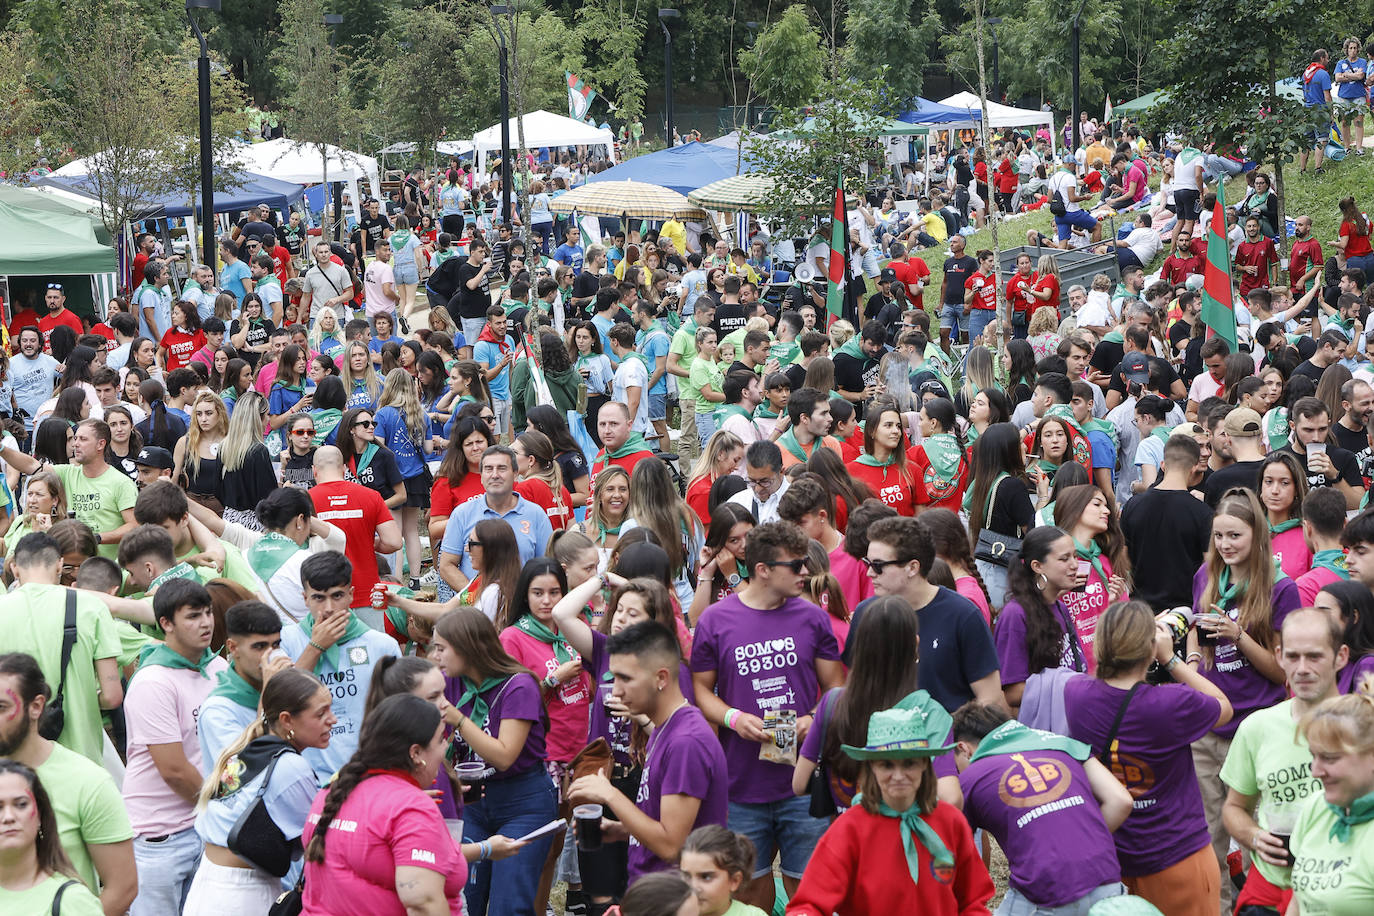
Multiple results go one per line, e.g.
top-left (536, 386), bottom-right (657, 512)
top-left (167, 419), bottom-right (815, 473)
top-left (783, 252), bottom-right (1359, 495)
top-left (636, 324), bottom-right (671, 396)
top-left (391, 233), bottom-right (423, 270)
top-left (1133, 434), bottom-right (1165, 472)
top-left (530, 193), bottom-right (553, 224)
top-left (439, 493), bottom-right (553, 581)
top-left (590, 314), bottom-right (617, 362)
top-left (681, 268), bottom-right (708, 315)
top-left (197, 692), bottom-right (259, 773)
top-left (439, 183), bottom-right (465, 217)
top-left (221, 259), bottom-right (252, 308)
top-left (1085, 429), bottom-right (1118, 486)
top-left (9, 353), bottom-right (58, 428)
top-left (553, 243), bottom-right (585, 272)
top-left (1335, 58), bottom-right (1368, 101)
top-left (280, 624), bottom-right (401, 781)
top-left (473, 338), bottom-right (512, 401)
top-left (136, 285), bottom-right (172, 341)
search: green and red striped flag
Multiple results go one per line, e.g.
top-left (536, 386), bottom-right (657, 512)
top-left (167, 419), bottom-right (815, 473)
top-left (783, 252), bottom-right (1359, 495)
top-left (566, 72), bottom-right (596, 121)
top-left (825, 169), bottom-right (845, 319)
top-left (1199, 180), bottom-right (1236, 351)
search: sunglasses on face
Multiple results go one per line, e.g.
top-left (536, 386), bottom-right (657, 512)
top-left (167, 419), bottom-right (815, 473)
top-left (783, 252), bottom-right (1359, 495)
top-left (862, 556), bottom-right (912, 574)
top-left (467, 540), bottom-right (482, 550)
top-left (291, 429), bottom-right (316, 436)
top-left (763, 558), bottom-right (809, 574)
top-left (353, 419), bottom-right (377, 428)
top-left (480, 414), bottom-right (495, 422)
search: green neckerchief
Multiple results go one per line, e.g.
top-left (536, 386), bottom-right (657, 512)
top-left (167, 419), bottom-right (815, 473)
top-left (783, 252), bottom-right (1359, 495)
top-left (850, 794), bottom-right (954, 887)
top-left (620, 350), bottom-right (652, 373)
top-left (1043, 404), bottom-right (1087, 440)
top-left (598, 431), bottom-right (650, 462)
top-left (1216, 566), bottom-right (1244, 606)
top-left (1312, 548), bottom-right (1351, 580)
top-left (183, 279), bottom-right (203, 296)
top-left (1101, 330), bottom-right (1125, 345)
top-left (1073, 537), bottom-right (1108, 588)
top-left (777, 428), bottom-right (813, 465)
top-left (754, 404), bottom-right (780, 420)
top-left (1327, 789), bottom-right (1374, 842)
top-left (350, 441), bottom-right (380, 481)
top-left (1329, 313), bottom-right (1355, 334)
top-left (1269, 518), bottom-right (1302, 535)
top-left (138, 644), bottom-right (218, 678)
top-left (300, 612), bottom-right (371, 671)
top-left (209, 662), bottom-right (261, 710)
top-left (855, 452), bottom-right (900, 483)
top-left (135, 280), bottom-right (162, 304)
top-left (312, 408), bottom-right (343, 448)
top-left (1148, 425), bottom-right (1174, 444)
top-left (1264, 408), bottom-right (1290, 452)
top-left (715, 403), bottom-right (755, 427)
top-left (835, 336), bottom-right (867, 363)
top-left (769, 340), bottom-right (800, 365)
top-left (595, 517), bottom-right (623, 544)
top-left (514, 614), bottom-right (576, 665)
top-left (150, 561), bottom-right (198, 592)
top-left (453, 675), bottom-right (509, 732)
top-left (1082, 417), bottom-right (1118, 449)
top-left (247, 530), bottom-right (304, 585)
top-left (255, 275), bottom-right (281, 293)
top-left (922, 433), bottom-right (963, 487)
top-left (968, 719), bottom-right (1092, 764)
top-left (390, 228), bottom-right (413, 250)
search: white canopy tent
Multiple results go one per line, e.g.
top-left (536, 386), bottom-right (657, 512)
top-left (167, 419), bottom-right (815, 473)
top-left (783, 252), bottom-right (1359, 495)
top-left (938, 92), bottom-right (1056, 138)
top-left (472, 110), bottom-right (616, 176)
top-left (227, 139), bottom-right (381, 224)
top-left (376, 140), bottom-right (475, 158)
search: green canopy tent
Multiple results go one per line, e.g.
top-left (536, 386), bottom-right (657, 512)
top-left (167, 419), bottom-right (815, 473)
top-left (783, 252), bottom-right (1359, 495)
top-left (0, 185), bottom-right (114, 246)
top-left (1113, 90), bottom-right (1169, 115)
top-left (0, 195), bottom-right (117, 323)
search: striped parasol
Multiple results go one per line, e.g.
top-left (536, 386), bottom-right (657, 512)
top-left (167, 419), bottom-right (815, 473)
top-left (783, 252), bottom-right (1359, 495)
top-left (549, 179), bottom-right (706, 220)
top-left (687, 174), bottom-right (775, 212)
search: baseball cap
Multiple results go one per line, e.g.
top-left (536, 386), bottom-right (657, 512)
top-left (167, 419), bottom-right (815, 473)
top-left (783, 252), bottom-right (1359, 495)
top-left (134, 446), bottom-right (174, 470)
top-left (1060, 153), bottom-right (1077, 165)
top-left (879, 267), bottom-right (897, 283)
top-left (1119, 351), bottom-right (1150, 385)
top-left (1170, 422), bottom-right (1206, 440)
top-left (1223, 407), bottom-right (1263, 438)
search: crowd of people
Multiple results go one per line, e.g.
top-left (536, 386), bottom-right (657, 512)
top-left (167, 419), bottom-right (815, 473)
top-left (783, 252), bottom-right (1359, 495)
top-left (6, 93), bottom-right (1374, 916)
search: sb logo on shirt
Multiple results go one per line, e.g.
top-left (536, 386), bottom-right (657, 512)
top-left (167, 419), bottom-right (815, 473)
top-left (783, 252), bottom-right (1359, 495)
top-left (996, 753), bottom-right (1072, 808)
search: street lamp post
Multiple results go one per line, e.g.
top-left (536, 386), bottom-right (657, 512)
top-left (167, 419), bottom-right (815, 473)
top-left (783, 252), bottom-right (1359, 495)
top-left (987, 17), bottom-right (1001, 104)
top-left (186, 0), bottom-right (220, 271)
top-left (490, 5), bottom-right (513, 227)
top-left (659, 9), bottom-right (680, 146)
top-left (1070, 0), bottom-right (1089, 151)
top-left (323, 13), bottom-right (344, 239)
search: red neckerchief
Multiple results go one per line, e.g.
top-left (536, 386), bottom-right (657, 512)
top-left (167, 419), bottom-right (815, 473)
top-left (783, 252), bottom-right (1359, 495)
top-left (476, 323), bottom-right (510, 354)
top-left (1304, 62), bottom-right (1325, 84)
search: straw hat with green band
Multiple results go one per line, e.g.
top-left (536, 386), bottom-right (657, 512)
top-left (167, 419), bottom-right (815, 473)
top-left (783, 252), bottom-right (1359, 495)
top-left (841, 691), bottom-right (953, 760)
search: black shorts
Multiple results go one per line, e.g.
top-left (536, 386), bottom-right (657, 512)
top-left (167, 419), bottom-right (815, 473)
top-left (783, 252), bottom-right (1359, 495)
top-left (404, 467), bottom-right (434, 509)
top-left (1173, 189), bottom-right (1201, 220)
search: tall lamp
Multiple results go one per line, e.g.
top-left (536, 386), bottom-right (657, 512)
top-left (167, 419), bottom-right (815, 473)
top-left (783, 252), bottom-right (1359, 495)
top-left (186, 0), bottom-right (221, 270)
top-left (659, 9), bottom-right (681, 146)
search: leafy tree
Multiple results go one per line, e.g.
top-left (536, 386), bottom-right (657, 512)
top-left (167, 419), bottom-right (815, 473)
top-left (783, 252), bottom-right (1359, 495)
top-left (739, 5), bottom-right (825, 112)
top-left (842, 0), bottom-right (932, 109)
top-left (0, 29), bottom-right (50, 180)
top-left (573, 0), bottom-right (648, 125)
top-left (451, 7), bottom-right (583, 132)
top-left (202, 0), bottom-right (283, 105)
top-left (369, 2), bottom-right (465, 159)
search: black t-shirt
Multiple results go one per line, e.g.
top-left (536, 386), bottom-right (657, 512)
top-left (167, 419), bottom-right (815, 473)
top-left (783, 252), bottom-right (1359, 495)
top-left (230, 317), bottom-right (275, 369)
top-left (784, 362), bottom-right (808, 390)
top-left (662, 254), bottom-right (686, 277)
top-left (1332, 421), bottom-right (1372, 481)
top-left (1292, 359), bottom-right (1326, 382)
top-left (1090, 340), bottom-right (1125, 377)
top-left (571, 271), bottom-right (600, 317)
top-left (942, 255), bottom-right (978, 305)
top-left (953, 160), bottom-right (975, 187)
top-left (833, 348), bottom-right (880, 398)
top-left (237, 219), bottom-right (275, 246)
top-left (713, 303), bottom-right (748, 339)
top-left (358, 214), bottom-right (393, 253)
top-left (282, 450), bottom-right (316, 489)
top-left (554, 449), bottom-right (589, 492)
top-left (845, 588), bottom-right (999, 712)
top-left (1168, 320), bottom-right (1193, 360)
top-left (985, 476), bottom-right (1034, 536)
top-left (1120, 488), bottom-right (1215, 611)
top-left (1280, 444), bottom-right (1364, 491)
top-left (347, 444), bottom-right (403, 501)
top-left (1202, 458), bottom-right (1265, 507)
top-left (277, 223), bottom-right (306, 257)
top-left (452, 261), bottom-right (492, 320)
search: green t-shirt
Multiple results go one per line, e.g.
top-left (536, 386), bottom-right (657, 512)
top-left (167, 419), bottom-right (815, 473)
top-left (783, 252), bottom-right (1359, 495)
top-left (1220, 698), bottom-right (1322, 887)
top-left (0, 584), bottom-right (119, 763)
top-left (0, 873), bottom-right (104, 915)
top-left (1290, 793), bottom-right (1374, 914)
top-left (37, 741), bottom-right (133, 892)
top-left (670, 322), bottom-right (701, 398)
top-left (53, 465), bottom-right (137, 560)
top-left (769, 340), bottom-right (800, 366)
top-left (177, 541), bottom-right (261, 595)
top-left (689, 358), bottom-right (726, 412)
top-left (723, 900), bottom-right (769, 916)
top-left (722, 327), bottom-right (771, 362)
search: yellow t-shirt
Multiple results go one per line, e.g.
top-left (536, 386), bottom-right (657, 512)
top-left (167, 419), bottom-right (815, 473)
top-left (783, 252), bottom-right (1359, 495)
top-left (921, 211), bottom-right (948, 243)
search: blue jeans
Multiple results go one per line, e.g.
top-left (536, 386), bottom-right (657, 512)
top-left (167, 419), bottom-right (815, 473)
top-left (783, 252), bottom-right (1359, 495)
top-left (940, 303), bottom-right (966, 337)
top-left (968, 308), bottom-right (997, 344)
top-left (533, 221), bottom-right (554, 255)
top-left (131, 826), bottom-right (202, 916)
top-left (727, 795), bottom-right (829, 879)
top-left (1011, 311), bottom-right (1029, 340)
top-left (463, 766), bottom-right (559, 916)
top-left (695, 410), bottom-right (717, 448)
top-left (976, 558), bottom-right (1009, 612)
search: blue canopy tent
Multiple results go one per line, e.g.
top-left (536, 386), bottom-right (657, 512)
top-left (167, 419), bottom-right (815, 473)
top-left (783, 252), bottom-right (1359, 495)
top-left (585, 141), bottom-right (755, 195)
top-left (896, 96), bottom-right (984, 125)
top-left (31, 169), bottom-right (305, 219)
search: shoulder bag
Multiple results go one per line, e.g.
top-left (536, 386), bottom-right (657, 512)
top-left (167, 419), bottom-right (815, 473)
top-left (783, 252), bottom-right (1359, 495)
top-left (807, 688), bottom-right (842, 818)
top-left (973, 476), bottom-right (1023, 568)
top-left (227, 747), bottom-right (300, 877)
top-left (37, 590), bottom-right (78, 741)
top-left (1097, 682), bottom-right (1143, 780)
top-left (50, 879), bottom-right (80, 915)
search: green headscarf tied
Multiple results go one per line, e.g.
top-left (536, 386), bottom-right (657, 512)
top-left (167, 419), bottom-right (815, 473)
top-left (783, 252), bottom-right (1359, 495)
top-left (1216, 566), bottom-right (1244, 607)
top-left (1311, 548), bottom-right (1351, 580)
top-left (300, 612), bottom-right (372, 671)
top-left (1327, 789), bottom-right (1374, 843)
top-left (849, 795), bottom-right (954, 888)
top-left (1270, 519), bottom-right (1302, 535)
top-left (1073, 537), bottom-right (1108, 588)
top-left (599, 431), bottom-right (650, 461)
top-left (922, 433), bottom-right (963, 488)
top-left (452, 675), bottom-right (509, 732)
top-left (515, 614), bottom-right (577, 666)
top-left (137, 644), bottom-right (219, 678)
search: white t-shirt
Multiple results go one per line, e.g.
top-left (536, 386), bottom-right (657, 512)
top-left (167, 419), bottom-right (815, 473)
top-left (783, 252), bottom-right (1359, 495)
top-left (1047, 170), bottom-right (1081, 213)
top-left (612, 357), bottom-right (650, 433)
top-left (1189, 372), bottom-right (1224, 404)
top-left (1123, 227), bottom-right (1162, 264)
top-left (1077, 290), bottom-right (1113, 328)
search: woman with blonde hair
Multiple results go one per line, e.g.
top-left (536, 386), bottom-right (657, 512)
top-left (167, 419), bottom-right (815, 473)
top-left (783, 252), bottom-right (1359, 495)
top-left (513, 430), bottom-right (571, 531)
top-left (580, 464), bottom-right (631, 568)
top-left (175, 392), bottom-right (231, 513)
top-left (307, 306), bottom-right (345, 363)
top-left (1027, 304), bottom-right (1063, 359)
top-left (828, 319), bottom-right (856, 352)
top-left (685, 429), bottom-right (744, 526)
top-left (622, 456), bottom-right (703, 607)
top-left (956, 344), bottom-right (998, 417)
top-left (339, 340), bottom-right (382, 411)
top-left (219, 390), bottom-right (278, 530)
top-left (374, 367), bottom-right (434, 590)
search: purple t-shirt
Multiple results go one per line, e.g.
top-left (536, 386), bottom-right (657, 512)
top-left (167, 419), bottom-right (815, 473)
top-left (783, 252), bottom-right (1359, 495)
top-left (444, 672), bottom-right (547, 780)
top-left (799, 688), bottom-right (956, 810)
top-left (1340, 652), bottom-right (1374, 696)
top-left (627, 703), bottom-right (729, 879)
top-left (1064, 676), bottom-right (1219, 875)
top-left (587, 630), bottom-right (695, 767)
top-left (960, 749), bottom-right (1121, 906)
top-left (1191, 566), bottom-right (1300, 737)
top-left (993, 598), bottom-right (1086, 686)
top-left (690, 594), bottom-right (841, 803)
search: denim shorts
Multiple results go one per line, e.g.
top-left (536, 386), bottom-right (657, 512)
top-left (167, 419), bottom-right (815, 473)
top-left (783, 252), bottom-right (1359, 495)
top-left (727, 796), bottom-right (829, 879)
top-left (1053, 209), bottom-right (1098, 241)
top-left (940, 302), bottom-right (965, 333)
top-left (392, 261), bottom-right (419, 285)
top-left (647, 390), bottom-right (667, 421)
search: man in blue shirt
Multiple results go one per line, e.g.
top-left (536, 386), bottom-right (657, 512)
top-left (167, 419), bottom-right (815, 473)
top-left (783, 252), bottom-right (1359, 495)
top-left (552, 224), bottom-right (585, 272)
top-left (135, 261), bottom-right (171, 342)
top-left (437, 445), bottom-right (553, 591)
top-left (633, 300), bottom-right (672, 447)
top-left (218, 235), bottom-right (253, 312)
top-left (1301, 48), bottom-right (1333, 174)
top-left (1334, 38), bottom-right (1368, 155)
top-left (472, 305), bottom-right (515, 435)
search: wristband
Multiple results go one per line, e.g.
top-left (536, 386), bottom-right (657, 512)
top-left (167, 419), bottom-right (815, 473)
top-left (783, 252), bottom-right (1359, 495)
top-left (543, 673), bottom-right (559, 689)
top-left (724, 708), bottom-right (741, 731)
top-left (1186, 652), bottom-right (1203, 664)
top-left (479, 841), bottom-right (491, 861)
top-left (308, 639), bottom-right (326, 652)
top-left (1165, 656), bottom-right (1182, 670)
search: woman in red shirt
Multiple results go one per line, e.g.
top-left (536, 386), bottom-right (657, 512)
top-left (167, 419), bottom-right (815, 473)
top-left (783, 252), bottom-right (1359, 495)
top-left (158, 301), bottom-right (206, 371)
top-left (429, 414), bottom-right (494, 545)
top-left (849, 401), bottom-right (917, 516)
top-left (1029, 255), bottom-right (1061, 324)
top-left (1336, 194), bottom-right (1374, 274)
top-left (908, 398), bottom-right (969, 513)
top-left (685, 429), bottom-right (745, 527)
top-left (513, 430), bottom-right (572, 531)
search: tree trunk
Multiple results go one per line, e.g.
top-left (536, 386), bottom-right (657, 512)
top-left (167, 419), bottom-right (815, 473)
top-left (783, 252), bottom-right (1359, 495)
top-left (972, 0), bottom-right (1006, 353)
top-left (1266, 59), bottom-right (1291, 260)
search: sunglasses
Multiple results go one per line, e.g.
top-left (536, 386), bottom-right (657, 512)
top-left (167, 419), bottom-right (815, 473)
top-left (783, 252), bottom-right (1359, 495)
top-left (763, 558), bottom-right (809, 574)
top-left (291, 429), bottom-right (316, 436)
top-left (46, 283), bottom-right (64, 291)
top-left (467, 540), bottom-right (482, 550)
top-left (480, 414), bottom-right (496, 422)
top-left (862, 556), bottom-right (913, 574)
top-left (353, 419), bottom-right (377, 428)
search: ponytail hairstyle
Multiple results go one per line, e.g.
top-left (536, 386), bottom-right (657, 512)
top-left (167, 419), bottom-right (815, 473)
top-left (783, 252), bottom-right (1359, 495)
top-left (516, 430), bottom-right (566, 522)
top-left (922, 396), bottom-right (966, 454)
top-left (198, 668), bottom-right (326, 810)
top-left (363, 655), bottom-right (439, 718)
top-left (918, 507), bottom-right (990, 605)
top-left (1092, 599), bottom-right (1157, 681)
top-left (304, 694), bottom-right (441, 864)
top-left (1004, 526), bottom-right (1074, 676)
top-left (681, 824), bottom-right (758, 885)
top-left (804, 539), bottom-right (848, 626)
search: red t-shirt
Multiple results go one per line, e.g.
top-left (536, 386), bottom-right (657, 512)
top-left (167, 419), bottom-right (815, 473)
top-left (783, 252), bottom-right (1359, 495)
top-left (964, 271), bottom-right (997, 310)
top-left (907, 444), bottom-right (970, 512)
top-left (994, 159), bottom-right (1018, 194)
top-left (429, 471), bottom-right (485, 519)
top-left (1289, 237), bottom-right (1324, 293)
top-left (514, 477), bottom-right (572, 531)
top-left (1005, 272), bottom-right (1037, 315)
top-left (1161, 252), bottom-right (1205, 284)
top-left (889, 258), bottom-right (931, 309)
top-left (1235, 238), bottom-right (1279, 296)
top-left (973, 160), bottom-right (989, 187)
top-left (271, 245), bottom-right (292, 286)
top-left (686, 474), bottom-right (713, 527)
top-left (1341, 220), bottom-right (1373, 258)
top-left (1031, 273), bottom-right (1060, 323)
top-left (838, 429), bottom-right (863, 464)
top-left (8, 308), bottom-right (40, 352)
top-left (159, 327), bottom-right (206, 371)
top-left (38, 309), bottom-right (84, 348)
top-left (589, 447), bottom-right (653, 488)
top-left (130, 252), bottom-right (150, 290)
top-left (848, 460), bottom-right (915, 516)
top-left (90, 324), bottom-right (117, 350)
top-left (310, 479), bottom-right (393, 602)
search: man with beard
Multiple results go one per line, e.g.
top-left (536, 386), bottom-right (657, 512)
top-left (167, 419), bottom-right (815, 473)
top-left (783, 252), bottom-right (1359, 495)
top-left (1289, 215), bottom-right (1324, 300)
top-left (0, 651), bottom-right (137, 914)
top-left (1333, 378), bottom-right (1374, 482)
top-left (8, 325), bottom-right (57, 438)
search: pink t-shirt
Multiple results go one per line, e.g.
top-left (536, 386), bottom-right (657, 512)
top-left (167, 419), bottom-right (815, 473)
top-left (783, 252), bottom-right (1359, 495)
top-left (499, 626), bottom-right (591, 763)
top-left (1296, 565), bottom-right (1344, 607)
top-left (828, 544), bottom-right (874, 612)
top-left (302, 772), bottom-right (466, 915)
top-left (254, 359), bottom-right (280, 396)
top-left (956, 575), bottom-right (992, 626)
top-left (122, 657), bottom-right (227, 836)
top-left (1058, 556), bottom-right (1121, 675)
top-left (1272, 527), bottom-right (1312, 581)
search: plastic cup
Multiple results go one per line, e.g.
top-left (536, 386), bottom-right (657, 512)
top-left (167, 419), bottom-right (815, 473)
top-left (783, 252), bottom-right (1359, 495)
top-left (444, 818), bottom-right (464, 845)
top-left (454, 761), bottom-right (487, 805)
top-left (574, 804), bottom-right (603, 851)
